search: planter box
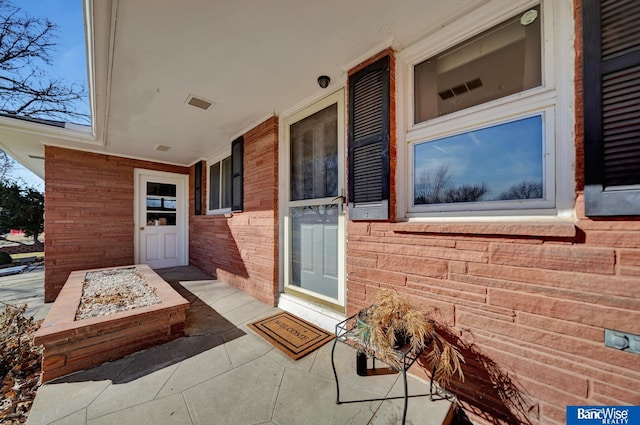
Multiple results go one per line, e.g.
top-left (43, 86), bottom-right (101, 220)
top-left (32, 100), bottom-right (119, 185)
top-left (34, 264), bottom-right (189, 383)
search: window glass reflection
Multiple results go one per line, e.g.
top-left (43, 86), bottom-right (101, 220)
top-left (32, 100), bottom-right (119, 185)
top-left (146, 182), bottom-right (176, 197)
top-left (414, 6), bottom-right (541, 123)
top-left (146, 197), bottom-right (176, 211)
top-left (290, 104), bottom-right (338, 201)
top-left (146, 213), bottom-right (176, 226)
top-left (413, 115), bottom-right (543, 205)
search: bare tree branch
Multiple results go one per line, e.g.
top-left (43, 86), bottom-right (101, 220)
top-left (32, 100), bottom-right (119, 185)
top-left (0, 0), bottom-right (89, 124)
top-left (0, 149), bottom-right (14, 181)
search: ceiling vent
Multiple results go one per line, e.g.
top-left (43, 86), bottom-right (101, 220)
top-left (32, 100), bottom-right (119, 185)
top-left (185, 94), bottom-right (214, 111)
top-left (438, 78), bottom-right (483, 100)
top-left (155, 144), bottom-right (171, 152)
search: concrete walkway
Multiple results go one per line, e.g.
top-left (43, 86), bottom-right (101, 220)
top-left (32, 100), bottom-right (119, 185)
top-left (0, 268), bottom-right (50, 320)
top-left (4, 266), bottom-right (453, 425)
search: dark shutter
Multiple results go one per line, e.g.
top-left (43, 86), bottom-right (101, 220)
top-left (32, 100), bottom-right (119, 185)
top-left (194, 160), bottom-right (203, 215)
top-left (348, 55), bottom-right (390, 220)
top-left (231, 136), bottom-right (244, 212)
top-left (584, 0), bottom-right (640, 216)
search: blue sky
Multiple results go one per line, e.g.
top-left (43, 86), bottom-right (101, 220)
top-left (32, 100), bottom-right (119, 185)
top-left (6, 0), bottom-right (87, 190)
top-left (414, 115), bottom-right (544, 202)
top-left (28, 0), bottom-right (88, 104)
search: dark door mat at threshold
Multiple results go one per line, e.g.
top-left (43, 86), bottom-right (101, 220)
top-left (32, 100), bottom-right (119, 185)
top-left (248, 311), bottom-right (334, 360)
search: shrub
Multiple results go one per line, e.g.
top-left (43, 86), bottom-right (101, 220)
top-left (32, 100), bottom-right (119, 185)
top-left (0, 251), bottom-right (12, 265)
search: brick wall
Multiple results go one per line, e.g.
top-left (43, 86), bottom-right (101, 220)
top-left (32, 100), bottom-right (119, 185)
top-left (189, 116), bottom-right (279, 306)
top-left (345, 6), bottom-right (640, 424)
top-left (44, 146), bottom-right (189, 302)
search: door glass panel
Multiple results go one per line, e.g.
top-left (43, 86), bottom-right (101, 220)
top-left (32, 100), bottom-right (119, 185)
top-left (290, 104), bottom-right (338, 201)
top-left (290, 204), bottom-right (338, 299)
top-left (146, 182), bottom-right (176, 197)
top-left (146, 182), bottom-right (177, 226)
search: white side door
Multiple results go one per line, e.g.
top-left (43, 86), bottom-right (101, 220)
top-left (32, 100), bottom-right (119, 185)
top-left (135, 169), bottom-right (188, 269)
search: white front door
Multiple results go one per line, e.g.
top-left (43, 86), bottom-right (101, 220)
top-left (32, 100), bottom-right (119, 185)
top-left (135, 169), bottom-right (188, 269)
top-left (283, 90), bottom-right (346, 311)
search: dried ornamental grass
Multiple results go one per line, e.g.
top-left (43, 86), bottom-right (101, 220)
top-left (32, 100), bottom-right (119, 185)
top-left (424, 331), bottom-right (465, 388)
top-left (356, 290), bottom-right (464, 388)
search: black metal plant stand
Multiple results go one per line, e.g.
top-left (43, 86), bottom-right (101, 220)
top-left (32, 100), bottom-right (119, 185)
top-left (331, 312), bottom-right (438, 425)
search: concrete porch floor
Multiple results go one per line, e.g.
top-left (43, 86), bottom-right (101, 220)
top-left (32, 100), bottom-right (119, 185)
top-left (3, 266), bottom-right (453, 425)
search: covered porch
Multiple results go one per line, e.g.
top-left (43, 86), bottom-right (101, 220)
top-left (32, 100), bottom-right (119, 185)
top-left (9, 266), bottom-right (454, 425)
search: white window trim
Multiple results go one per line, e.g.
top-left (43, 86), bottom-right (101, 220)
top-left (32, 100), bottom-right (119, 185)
top-left (206, 151), bottom-right (232, 215)
top-left (396, 0), bottom-right (575, 221)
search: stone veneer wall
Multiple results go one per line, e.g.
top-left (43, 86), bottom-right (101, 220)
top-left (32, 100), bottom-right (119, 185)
top-left (44, 146), bottom-right (189, 302)
top-left (189, 116), bottom-right (279, 306)
top-left (345, 5), bottom-right (640, 425)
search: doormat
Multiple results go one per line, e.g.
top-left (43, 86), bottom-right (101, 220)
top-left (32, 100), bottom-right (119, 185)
top-left (248, 312), bottom-right (334, 360)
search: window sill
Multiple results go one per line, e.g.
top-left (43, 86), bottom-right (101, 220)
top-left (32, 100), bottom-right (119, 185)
top-left (391, 220), bottom-right (576, 238)
top-left (206, 208), bottom-right (232, 216)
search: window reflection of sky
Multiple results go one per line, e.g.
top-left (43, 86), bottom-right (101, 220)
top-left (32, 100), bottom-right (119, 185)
top-left (414, 115), bottom-right (543, 201)
top-left (146, 198), bottom-right (177, 211)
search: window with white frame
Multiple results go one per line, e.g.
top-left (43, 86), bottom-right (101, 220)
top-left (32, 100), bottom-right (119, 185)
top-left (403, 0), bottom-right (568, 216)
top-left (207, 155), bottom-right (232, 213)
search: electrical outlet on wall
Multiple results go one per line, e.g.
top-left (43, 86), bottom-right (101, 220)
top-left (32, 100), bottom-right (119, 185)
top-left (605, 329), bottom-right (640, 354)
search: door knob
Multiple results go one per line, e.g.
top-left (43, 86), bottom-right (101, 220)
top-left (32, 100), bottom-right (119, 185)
top-left (140, 227), bottom-right (145, 231)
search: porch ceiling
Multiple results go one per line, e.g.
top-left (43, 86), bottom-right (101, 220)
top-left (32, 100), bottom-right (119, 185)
top-left (0, 0), bottom-right (488, 178)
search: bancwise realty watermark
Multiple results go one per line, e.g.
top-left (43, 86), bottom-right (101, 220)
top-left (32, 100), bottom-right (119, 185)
top-left (567, 406), bottom-right (639, 425)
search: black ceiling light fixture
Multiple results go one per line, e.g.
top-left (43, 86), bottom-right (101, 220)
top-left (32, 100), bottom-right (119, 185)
top-left (317, 75), bottom-right (330, 89)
